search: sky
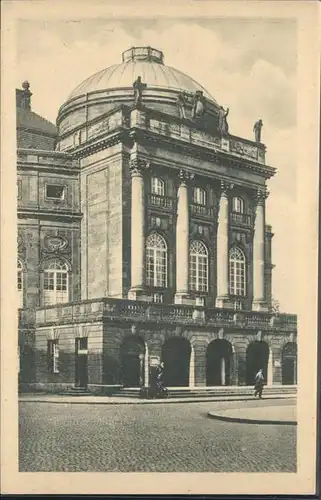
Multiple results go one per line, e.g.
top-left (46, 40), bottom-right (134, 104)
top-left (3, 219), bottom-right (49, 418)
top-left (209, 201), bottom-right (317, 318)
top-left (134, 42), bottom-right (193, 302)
top-left (16, 18), bottom-right (298, 312)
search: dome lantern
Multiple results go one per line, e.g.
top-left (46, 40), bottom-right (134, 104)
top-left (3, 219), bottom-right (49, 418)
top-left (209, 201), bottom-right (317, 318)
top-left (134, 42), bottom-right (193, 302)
top-left (122, 46), bottom-right (164, 65)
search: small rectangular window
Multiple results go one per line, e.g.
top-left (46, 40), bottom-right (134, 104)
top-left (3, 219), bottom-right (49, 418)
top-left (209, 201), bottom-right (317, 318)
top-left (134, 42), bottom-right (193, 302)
top-left (151, 177), bottom-right (165, 196)
top-left (195, 296), bottom-right (205, 306)
top-left (46, 184), bottom-right (65, 200)
top-left (232, 197), bottom-right (244, 214)
top-left (153, 293), bottom-right (164, 303)
top-left (193, 187), bottom-right (206, 206)
top-left (76, 337), bottom-right (88, 353)
top-left (48, 340), bottom-right (59, 373)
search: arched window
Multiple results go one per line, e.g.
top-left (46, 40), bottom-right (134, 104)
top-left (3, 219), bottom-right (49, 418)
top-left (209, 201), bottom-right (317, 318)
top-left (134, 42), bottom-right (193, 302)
top-left (229, 247), bottom-right (246, 296)
top-left (232, 196), bottom-right (244, 213)
top-left (151, 177), bottom-right (165, 196)
top-left (189, 240), bottom-right (208, 292)
top-left (193, 187), bottom-right (206, 206)
top-left (146, 233), bottom-right (167, 288)
top-left (17, 260), bottom-right (23, 308)
top-left (43, 259), bottom-right (69, 306)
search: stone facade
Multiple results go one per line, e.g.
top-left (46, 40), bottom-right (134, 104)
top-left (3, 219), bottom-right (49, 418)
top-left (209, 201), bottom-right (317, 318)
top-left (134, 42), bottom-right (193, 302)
top-left (17, 47), bottom-right (297, 392)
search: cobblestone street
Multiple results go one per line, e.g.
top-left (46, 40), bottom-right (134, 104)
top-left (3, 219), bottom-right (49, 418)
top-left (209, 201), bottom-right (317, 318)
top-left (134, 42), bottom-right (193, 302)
top-left (19, 399), bottom-right (296, 472)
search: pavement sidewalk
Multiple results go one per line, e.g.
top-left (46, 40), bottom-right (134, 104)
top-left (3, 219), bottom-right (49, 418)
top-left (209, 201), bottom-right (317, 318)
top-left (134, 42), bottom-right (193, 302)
top-left (208, 404), bottom-right (296, 425)
top-left (19, 393), bottom-right (296, 405)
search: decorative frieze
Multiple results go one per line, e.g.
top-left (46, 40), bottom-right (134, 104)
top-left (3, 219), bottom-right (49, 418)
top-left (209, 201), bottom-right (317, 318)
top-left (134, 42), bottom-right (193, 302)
top-left (149, 215), bottom-right (169, 231)
top-left (230, 138), bottom-right (258, 160)
top-left (43, 235), bottom-right (68, 253)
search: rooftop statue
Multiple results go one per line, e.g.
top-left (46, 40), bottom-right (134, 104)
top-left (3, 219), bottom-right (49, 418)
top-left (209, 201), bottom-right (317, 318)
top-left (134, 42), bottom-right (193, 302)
top-left (192, 90), bottom-right (205, 119)
top-left (133, 76), bottom-right (147, 107)
top-left (253, 119), bottom-right (263, 143)
top-left (176, 92), bottom-right (188, 119)
top-left (218, 106), bottom-right (229, 135)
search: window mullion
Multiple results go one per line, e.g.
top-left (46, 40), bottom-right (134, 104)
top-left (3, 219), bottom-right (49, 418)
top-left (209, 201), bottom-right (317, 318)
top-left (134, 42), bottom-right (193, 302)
top-left (153, 249), bottom-right (157, 287)
top-left (196, 255), bottom-right (199, 291)
top-left (54, 271), bottom-right (57, 303)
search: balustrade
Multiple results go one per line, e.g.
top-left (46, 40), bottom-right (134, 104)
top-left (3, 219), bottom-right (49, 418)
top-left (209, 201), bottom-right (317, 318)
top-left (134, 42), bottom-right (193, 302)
top-left (148, 193), bottom-right (174, 209)
top-left (33, 298), bottom-right (297, 330)
top-left (191, 203), bottom-right (214, 218)
top-left (116, 301), bottom-right (149, 317)
top-left (207, 309), bottom-right (235, 325)
top-left (229, 211), bottom-right (252, 227)
top-left (244, 312), bottom-right (271, 326)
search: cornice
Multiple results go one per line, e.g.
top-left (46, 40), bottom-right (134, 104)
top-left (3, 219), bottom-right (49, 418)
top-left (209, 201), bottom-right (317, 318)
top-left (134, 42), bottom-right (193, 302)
top-left (132, 128), bottom-right (276, 179)
top-left (17, 163), bottom-right (80, 175)
top-left (18, 208), bottom-right (82, 221)
top-left (18, 148), bottom-right (73, 160)
top-left (70, 131), bottom-right (124, 159)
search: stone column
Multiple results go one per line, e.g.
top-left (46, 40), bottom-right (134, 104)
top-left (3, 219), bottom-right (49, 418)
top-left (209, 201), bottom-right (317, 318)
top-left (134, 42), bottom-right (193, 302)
top-left (144, 343), bottom-right (149, 388)
top-left (216, 181), bottom-right (234, 308)
top-left (272, 347), bottom-right (282, 385)
top-left (267, 347), bottom-right (273, 386)
top-left (175, 169), bottom-right (194, 304)
top-left (189, 344), bottom-right (195, 388)
top-left (221, 357), bottom-right (226, 386)
top-left (193, 341), bottom-right (207, 387)
top-left (252, 188), bottom-right (268, 311)
top-left (128, 155), bottom-right (149, 300)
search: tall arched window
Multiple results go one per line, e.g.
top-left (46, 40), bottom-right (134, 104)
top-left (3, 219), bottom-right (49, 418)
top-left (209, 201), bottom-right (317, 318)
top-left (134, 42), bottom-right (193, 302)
top-left (151, 177), bottom-right (165, 196)
top-left (229, 247), bottom-right (246, 296)
top-left (232, 196), bottom-right (244, 213)
top-left (193, 187), bottom-right (206, 206)
top-left (146, 233), bottom-right (167, 288)
top-left (189, 240), bottom-right (208, 292)
top-left (17, 260), bottom-right (24, 308)
top-left (43, 259), bottom-right (69, 306)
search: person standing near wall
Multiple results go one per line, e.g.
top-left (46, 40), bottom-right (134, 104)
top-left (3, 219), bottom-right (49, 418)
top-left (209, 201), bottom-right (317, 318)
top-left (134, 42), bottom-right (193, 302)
top-left (254, 368), bottom-right (264, 398)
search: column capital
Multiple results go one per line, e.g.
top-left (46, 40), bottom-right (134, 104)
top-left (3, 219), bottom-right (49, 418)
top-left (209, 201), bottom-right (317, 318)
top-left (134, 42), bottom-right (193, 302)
top-left (178, 169), bottom-right (195, 185)
top-left (129, 158), bottom-right (150, 176)
top-left (254, 187), bottom-right (269, 205)
top-left (220, 180), bottom-right (234, 196)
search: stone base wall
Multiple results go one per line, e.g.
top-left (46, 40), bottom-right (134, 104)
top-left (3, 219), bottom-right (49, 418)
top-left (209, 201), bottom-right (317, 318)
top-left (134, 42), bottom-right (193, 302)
top-left (29, 315), bottom-right (297, 391)
top-left (34, 322), bottom-right (104, 386)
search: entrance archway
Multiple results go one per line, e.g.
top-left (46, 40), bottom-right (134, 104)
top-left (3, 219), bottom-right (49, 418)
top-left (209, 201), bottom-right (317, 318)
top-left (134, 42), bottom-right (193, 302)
top-left (120, 336), bottom-right (145, 387)
top-left (206, 339), bottom-right (233, 386)
top-left (245, 341), bottom-right (269, 385)
top-left (162, 337), bottom-right (191, 387)
top-left (282, 342), bottom-right (297, 385)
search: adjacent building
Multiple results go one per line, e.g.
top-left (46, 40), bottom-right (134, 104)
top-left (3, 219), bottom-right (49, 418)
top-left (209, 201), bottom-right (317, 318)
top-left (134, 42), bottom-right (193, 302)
top-left (18, 47), bottom-right (297, 393)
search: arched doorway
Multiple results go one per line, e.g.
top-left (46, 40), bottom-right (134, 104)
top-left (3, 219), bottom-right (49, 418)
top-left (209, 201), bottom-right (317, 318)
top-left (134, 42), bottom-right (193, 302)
top-left (245, 341), bottom-right (269, 385)
top-left (120, 336), bottom-right (145, 387)
top-left (282, 342), bottom-right (297, 385)
top-left (206, 339), bottom-right (233, 386)
top-left (162, 337), bottom-right (191, 387)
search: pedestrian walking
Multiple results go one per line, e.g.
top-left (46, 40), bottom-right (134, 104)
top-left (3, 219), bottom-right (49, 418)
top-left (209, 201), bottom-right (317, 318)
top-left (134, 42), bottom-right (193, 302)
top-left (254, 368), bottom-right (264, 399)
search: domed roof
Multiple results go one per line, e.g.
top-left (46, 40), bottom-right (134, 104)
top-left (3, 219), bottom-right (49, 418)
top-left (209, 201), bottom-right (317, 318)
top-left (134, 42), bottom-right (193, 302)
top-left (68, 46), bottom-right (215, 103)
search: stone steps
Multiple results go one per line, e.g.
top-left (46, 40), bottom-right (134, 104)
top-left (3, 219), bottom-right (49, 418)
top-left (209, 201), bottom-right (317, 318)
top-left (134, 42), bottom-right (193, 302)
top-left (116, 385), bottom-right (297, 399)
top-left (60, 387), bottom-right (92, 396)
